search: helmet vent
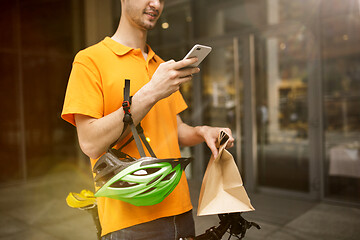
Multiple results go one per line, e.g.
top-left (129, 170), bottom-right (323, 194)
top-left (131, 168), bottom-right (160, 176)
top-left (110, 180), bottom-right (138, 188)
top-left (147, 175), bottom-right (162, 186)
top-left (146, 168), bottom-right (160, 174)
top-left (96, 179), bottom-right (107, 187)
top-left (162, 171), bottom-right (175, 181)
top-left (132, 170), bottom-right (148, 175)
top-left (95, 162), bottom-right (107, 173)
top-left (142, 187), bottom-right (156, 195)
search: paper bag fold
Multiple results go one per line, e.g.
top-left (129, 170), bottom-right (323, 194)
top-left (197, 131), bottom-right (254, 216)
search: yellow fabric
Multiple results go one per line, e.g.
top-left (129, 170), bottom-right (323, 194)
top-left (61, 37), bottom-right (192, 236)
top-left (66, 190), bottom-right (96, 209)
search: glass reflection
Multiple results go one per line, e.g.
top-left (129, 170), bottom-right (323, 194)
top-left (0, 0), bottom-right (81, 182)
top-left (148, 2), bottom-right (192, 46)
top-left (257, 29), bottom-right (309, 192)
top-left (203, 45), bottom-right (237, 131)
top-left (202, 41), bottom-right (244, 171)
top-left (322, 0), bottom-right (360, 202)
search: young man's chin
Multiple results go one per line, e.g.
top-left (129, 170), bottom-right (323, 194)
top-left (143, 22), bottom-right (157, 30)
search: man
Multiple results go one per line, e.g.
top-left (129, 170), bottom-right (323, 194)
top-left (62, 0), bottom-right (234, 239)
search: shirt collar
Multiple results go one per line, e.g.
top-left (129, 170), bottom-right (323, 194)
top-left (102, 36), bottom-right (155, 61)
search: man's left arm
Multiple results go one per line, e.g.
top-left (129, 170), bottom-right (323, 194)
top-left (176, 115), bottom-right (234, 158)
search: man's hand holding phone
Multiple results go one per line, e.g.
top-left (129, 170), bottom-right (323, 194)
top-left (182, 44), bottom-right (212, 67)
top-left (147, 44), bottom-right (211, 101)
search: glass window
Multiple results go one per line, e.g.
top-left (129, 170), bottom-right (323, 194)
top-left (194, 0), bottom-right (266, 38)
top-left (201, 39), bottom-right (245, 172)
top-left (276, 0), bottom-right (312, 23)
top-left (20, 1), bottom-right (74, 54)
top-left (322, 0), bottom-right (360, 202)
top-left (0, 0), bottom-right (82, 181)
top-left (148, 2), bottom-right (192, 48)
top-left (19, 0), bottom-right (80, 178)
top-left (0, 1), bottom-right (17, 50)
top-left (193, 0), bottom-right (315, 38)
top-left (256, 27), bottom-right (310, 192)
top-left (321, 0), bottom-right (359, 16)
top-left (203, 44), bottom-right (238, 127)
top-left (0, 0), bottom-right (22, 183)
top-left (0, 53), bottom-right (22, 183)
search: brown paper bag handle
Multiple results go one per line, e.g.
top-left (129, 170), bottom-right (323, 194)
top-left (216, 130), bottom-right (230, 149)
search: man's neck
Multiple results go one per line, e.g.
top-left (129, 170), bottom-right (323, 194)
top-left (111, 18), bottom-right (148, 55)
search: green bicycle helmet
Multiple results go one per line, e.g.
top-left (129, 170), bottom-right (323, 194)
top-left (93, 151), bottom-right (191, 206)
top-left (92, 79), bottom-right (192, 206)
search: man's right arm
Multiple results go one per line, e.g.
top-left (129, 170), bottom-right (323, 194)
top-left (74, 84), bottom-right (155, 159)
top-left (74, 57), bottom-right (200, 159)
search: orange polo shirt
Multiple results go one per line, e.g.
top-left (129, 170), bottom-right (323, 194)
top-left (61, 37), bottom-right (192, 236)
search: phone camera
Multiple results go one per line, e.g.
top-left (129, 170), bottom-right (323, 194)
top-left (196, 48), bottom-right (201, 51)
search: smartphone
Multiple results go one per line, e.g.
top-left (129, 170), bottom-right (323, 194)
top-left (183, 44), bottom-right (212, 67)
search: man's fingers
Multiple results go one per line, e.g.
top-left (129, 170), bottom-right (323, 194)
top-left (226, 141), bottom-right (234, 149)
top-left (177, 74), bottom-right (194, 84)
top-left (172, 58), bottom-right (198, 69)
top-left (209, 145), bottom-right (219, 159)
top-left (178, 67), bottom-right (200, 78)
top-left (222, 128), bottom-right (235, 149)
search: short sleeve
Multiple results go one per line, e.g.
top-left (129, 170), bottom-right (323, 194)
top-left (61, 53), bottom-right (104, 126)
top-left (170, 90), bottom-right (188, 115)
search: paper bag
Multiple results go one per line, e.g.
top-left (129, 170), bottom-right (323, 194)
top-left (197, 131), bottom-right (255, 216)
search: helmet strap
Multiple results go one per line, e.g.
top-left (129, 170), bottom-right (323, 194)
top-left (110, 79), bottom-right (157, 158)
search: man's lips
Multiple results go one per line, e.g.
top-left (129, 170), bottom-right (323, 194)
top-left (144, 9), bottom-right (159, 19)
